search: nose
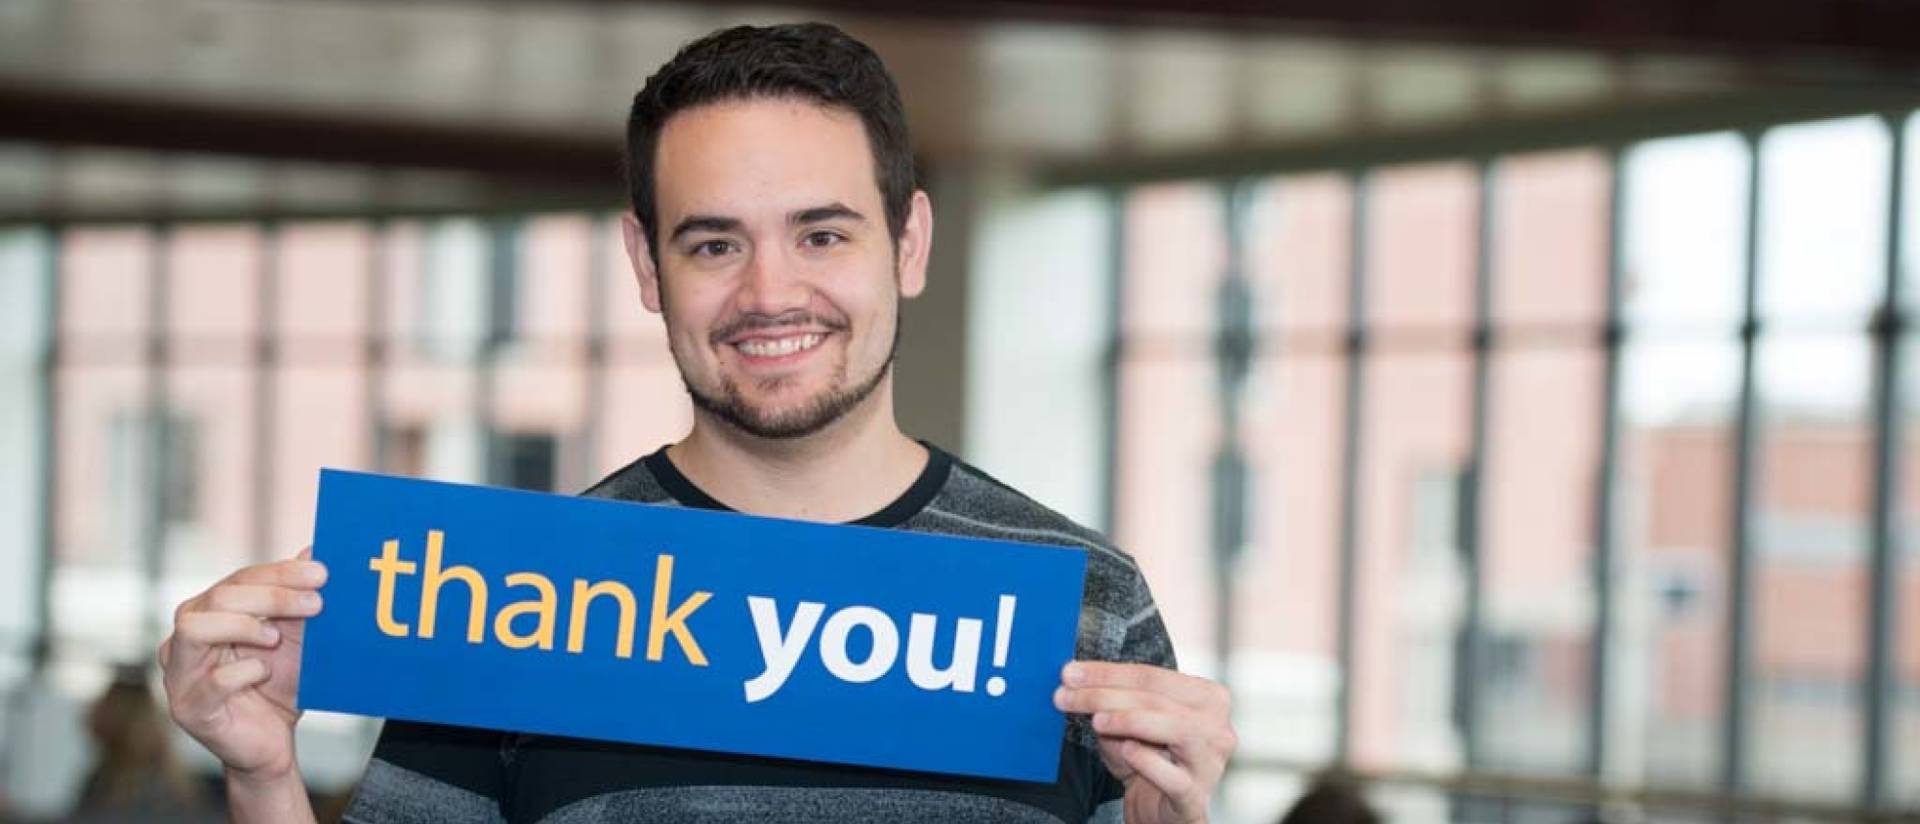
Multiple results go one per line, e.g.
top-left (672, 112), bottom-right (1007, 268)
top-left (736, 247), bottom-right (810, 316)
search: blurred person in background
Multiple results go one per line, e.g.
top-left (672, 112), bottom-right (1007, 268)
top-left (71, 665), bottom-right (209, 823)
top-left (1275, 773), bottom-right (1378, 824)
top-left (157, 20), bottom-right (1235, 824)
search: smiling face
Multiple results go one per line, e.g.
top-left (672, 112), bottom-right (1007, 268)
top-left (622, 98), bottom-right (931, 440)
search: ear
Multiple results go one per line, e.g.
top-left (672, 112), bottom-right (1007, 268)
top-left (621, 212), bottom-right (663, 314)
top-left (894, 190), bottom-right (933, 300)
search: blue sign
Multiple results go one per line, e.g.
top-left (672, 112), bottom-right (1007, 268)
top-left (299, 469), bottom-right (1088, 782)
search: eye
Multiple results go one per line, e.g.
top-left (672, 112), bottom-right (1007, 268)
top-left (689, 239), bottom-right (736, 258)
top-left (801, 230), bottom-right (844, 249)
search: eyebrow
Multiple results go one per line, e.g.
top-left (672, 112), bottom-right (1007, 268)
top-left (789, 203), bottom-right (867, 226)
top-left (667, 203), bottom-right (868, 244)
top-left (668, 215), bottom-right (743, 242)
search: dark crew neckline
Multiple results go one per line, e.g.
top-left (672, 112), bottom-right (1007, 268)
top-left (642, 441), bottom-right (951, 528)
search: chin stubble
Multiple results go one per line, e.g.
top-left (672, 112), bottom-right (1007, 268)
top-left (677, 303), bottom-right (902, 441)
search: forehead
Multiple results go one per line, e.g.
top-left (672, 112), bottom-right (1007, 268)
top-left (653, 98), bottom-right (881, 223)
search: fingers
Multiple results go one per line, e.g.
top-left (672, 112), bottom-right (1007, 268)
top-left (202, 584), bottom-right (324, 620)
top-left (1063, 661), bottom-right (1227, 709)
top-left (164, 566), bottom-right (322, 676)
top-left (171, 657), bottom-right (271, 729)
top-left (1058, 660), bottom-right (1239, 814)
top-left (1092, 704), bottom-right (1237, 764)
top-left (1054, 685), bottom-right (1177, 716)
top-left (227, 557), bottom-right (328, 589)
top-left (1117, 739), bottom-right (1198, 809)
top-left (1092, 708), bottom-right (1201, 753)
top-left (175, 611), bottom-right (282, 650)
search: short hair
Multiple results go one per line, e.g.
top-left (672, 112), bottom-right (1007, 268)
top-left (1277, 774), bottom-right (1379, 824)
top-left (625, 22), bottom-right (916, 250)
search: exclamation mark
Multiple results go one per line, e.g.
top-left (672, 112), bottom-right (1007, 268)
top-left (984, 594), bottom-right (1016, 697)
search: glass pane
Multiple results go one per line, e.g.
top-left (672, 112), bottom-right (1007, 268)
top-left (1752, 334), bottom-right (1872, 801)
top-left (1621, 133), bottom-right (1749, 333)
top-left (1123, 183), bottom-right (1225, 340)
top-left (0, 228), bottom-right (51, 703)
top-left (161, 363), bottom-right (253, 579)
top-left (1619, 339), bottom-right (1741, 790)
top-left (273, 223), bottom-right (374, 557)
top-left (1366, 163), bottom-right (1476, 335)
top-left (1742, 114), bottom-right (1889, 804)
top-left (1352, 352), bottom-right (1471, 773)
top-left (1115, 183), bottom-right (1224, 673)
top-left (1474, 150), bottom-right (1612, 776)
top-left (489, 215), bottom-right (592, 492)
top-left (1350, 163), bottom-right (1478, 775)
top-left (1252, 173), bottom-right (1349, 334)
top-left (1116, 355), bottom-right (1218, 669)
top-left (1492, 150), bottom-right (1610, 328)
top-left (1894, 110), bottom-right (1920, 809)
top-left (167, 224), bottom-right (259, 345)
top-left (518, 215), bottom-right (593, 344)
top-left (163, 225), bottom-right (262, 586)
top-left (60, 226), bottom-right (152, 359)
top-left (1240, 353), bottom-right (1344, 762)
top-left (273, 365), bottom-right (368, 550)
top-left (1479, 346), bottom-right (1603, 775)
top-left (1757, 117), bottom-right (1890, 328)
top-left (53, 227), bottom-right (156, 667)
top-left (1614, 134), bottom-right (1750, 793)
top-left (279, 222), bottom-right (373, 349)
top-left (1237, 173), bottom-right (1352, 768)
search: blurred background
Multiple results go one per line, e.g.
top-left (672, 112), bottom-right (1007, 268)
top-left (2, 1), bottom-right (1918, 822)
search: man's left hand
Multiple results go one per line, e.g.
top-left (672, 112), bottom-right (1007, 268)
top-left (1054, 661), bottom-right (1237, 824)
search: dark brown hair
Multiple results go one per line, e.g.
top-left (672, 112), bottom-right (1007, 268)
top-left (625, 23), bottom-right (916, 252)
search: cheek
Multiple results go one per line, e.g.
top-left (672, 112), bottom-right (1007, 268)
top-left (660, 284), bottom-right (724, 341)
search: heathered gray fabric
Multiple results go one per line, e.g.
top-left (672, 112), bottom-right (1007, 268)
top-left (907, 465), bottom-right (1175, 752)
top-left (342, 447), bottom-right (1174, 824)
top-left (344, 757), bottom-right (508, 824)
top-left (541, 786), bottom-right (1063, 824)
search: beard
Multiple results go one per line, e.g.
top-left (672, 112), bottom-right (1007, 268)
top-left (675, 300), bottom-right (902, 441)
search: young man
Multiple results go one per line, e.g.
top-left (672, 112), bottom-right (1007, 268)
top-left (158, 23), bottom-right (1236, 824)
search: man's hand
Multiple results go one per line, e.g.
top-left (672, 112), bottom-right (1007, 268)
top-left (158, 548), bottom-right (327, 783)
top-left (1054, 661), bottom-right (1237, 824)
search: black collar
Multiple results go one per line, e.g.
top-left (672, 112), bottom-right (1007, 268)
top-left (641, 441), bottom-right (951, 528)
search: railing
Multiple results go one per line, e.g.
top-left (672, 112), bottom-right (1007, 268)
top-left (1236, 756), bottom-right (1917, 823)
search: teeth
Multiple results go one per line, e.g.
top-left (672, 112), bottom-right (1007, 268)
top-left (737, 333), bottom-right (823, 358)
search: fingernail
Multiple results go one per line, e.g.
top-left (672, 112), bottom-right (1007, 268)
top-left (1053, 686), bottom-right (1069, 709)
top-left (1092, 712), bottom-right (1110, 730)
top-left (303, 562), bottom-right (328, 584)
top-left (261, 624), bottom-right (280, 644)
top-left (1063, 662), bottom-right (1084, 685)
top-left (301, 592), bottom-right (322, 610)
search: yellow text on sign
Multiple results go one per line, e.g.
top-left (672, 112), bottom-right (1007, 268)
top-left (366, 530), bottom-right (712, 665)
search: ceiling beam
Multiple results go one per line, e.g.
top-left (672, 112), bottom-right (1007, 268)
top-left (0, 82), bottom-right (625, 188)
top-left (1040, 85), bottom-right (1920, 187)
top-left (759, 0), bottom-right (1920, 63)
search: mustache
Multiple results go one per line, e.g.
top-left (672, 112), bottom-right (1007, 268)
top-left (710, 309), bottom-right (849, 344)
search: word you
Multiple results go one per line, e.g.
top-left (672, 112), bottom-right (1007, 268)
top-left (743, 594), bottom-right (1019, 702)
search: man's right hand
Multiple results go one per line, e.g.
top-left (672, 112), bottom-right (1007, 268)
top-left (159, 548), bottom-right (327, 784)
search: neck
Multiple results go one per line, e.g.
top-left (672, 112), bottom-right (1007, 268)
top-left (667, 375), bottom-right (929, 523)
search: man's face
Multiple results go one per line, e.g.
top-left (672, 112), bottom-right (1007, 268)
top-left (623, 98), bottom-right (930, 440)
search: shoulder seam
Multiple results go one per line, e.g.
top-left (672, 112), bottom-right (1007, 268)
top-left (919, 504), bottom-right (1139, 572)
top-left (1122, 603), bottom-right (1160, 628)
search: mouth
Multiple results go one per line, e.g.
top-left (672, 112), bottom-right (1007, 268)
top-left (727, 331), bottom-right (829, 365)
